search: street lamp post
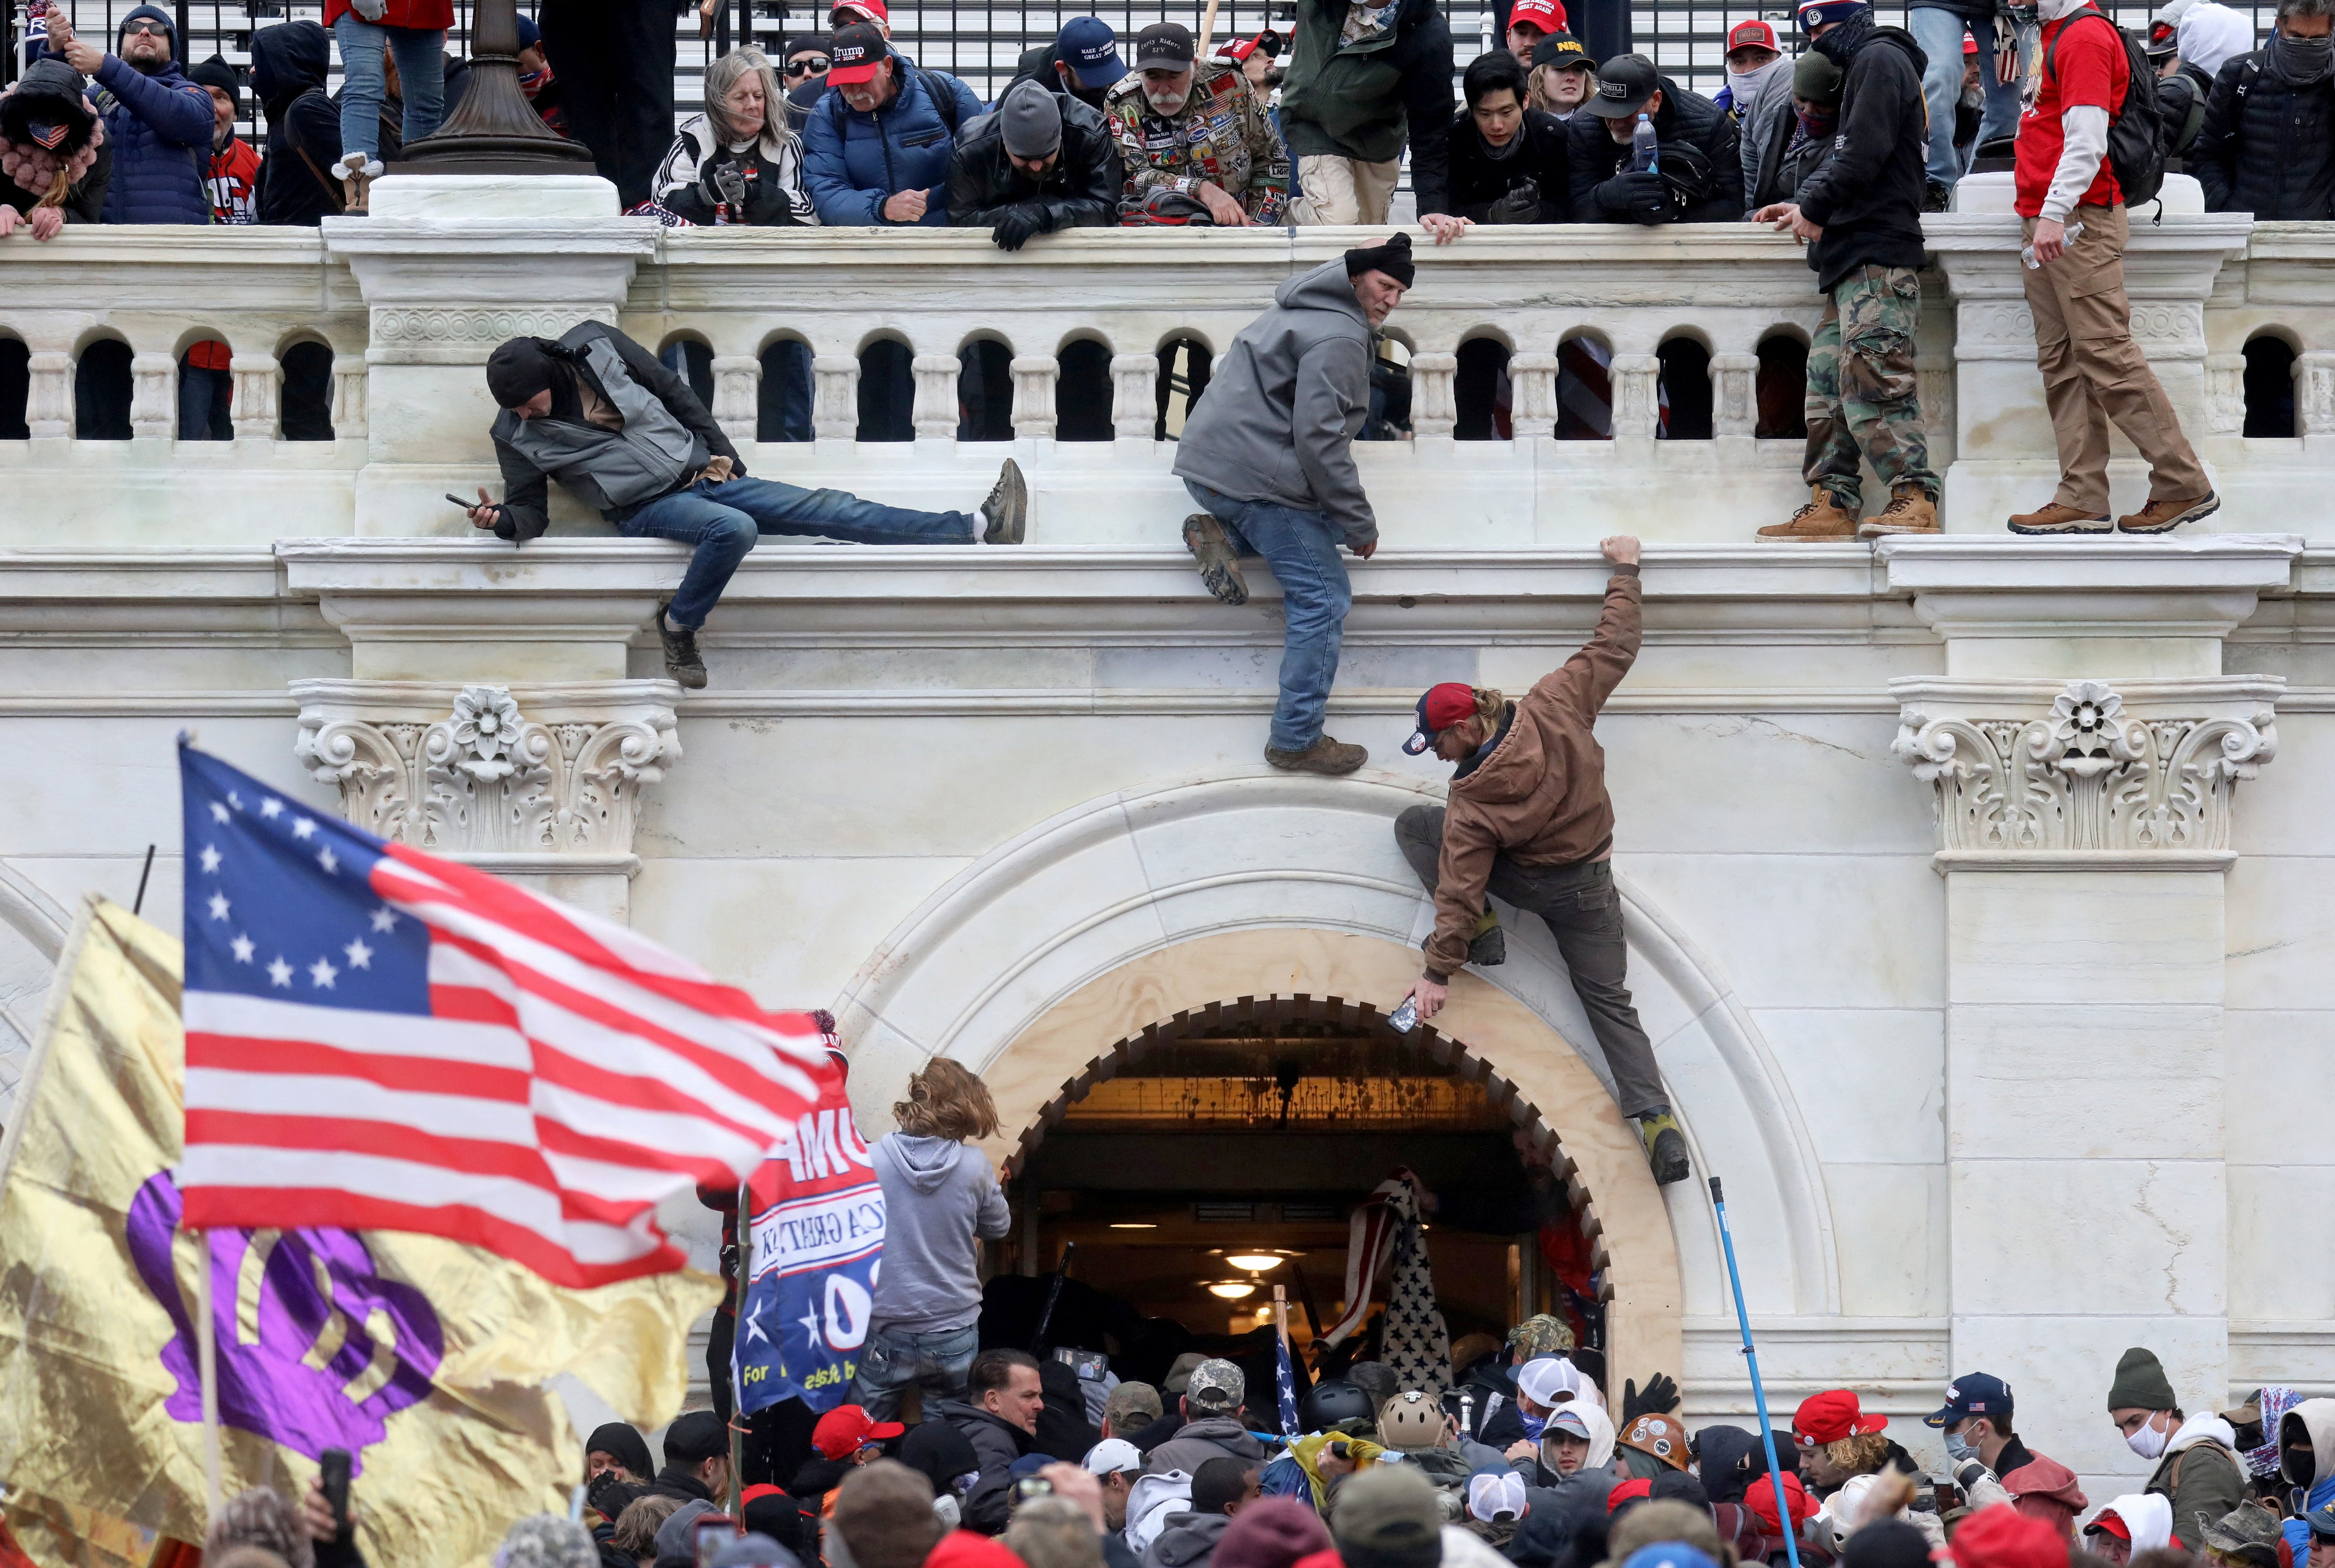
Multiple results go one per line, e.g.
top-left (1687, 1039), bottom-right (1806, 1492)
top-left (396, 0), bottom-right (595, 173)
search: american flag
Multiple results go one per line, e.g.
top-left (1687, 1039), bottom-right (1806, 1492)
top-left (1275, 1323), bottom-right (1300, 1437)
top-left (176, 744), bottom-right (838, 1289)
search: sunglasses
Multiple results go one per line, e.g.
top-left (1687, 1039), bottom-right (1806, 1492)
top-left (121, 19), bottom-right (172, 34)
top-left (784, 56), bottom-right (830, 75)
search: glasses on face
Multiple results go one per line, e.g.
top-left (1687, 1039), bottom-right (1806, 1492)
top-left (784, 56), bottom-right (830, 76)
top-left (121, 20), bottom-right (171, 34)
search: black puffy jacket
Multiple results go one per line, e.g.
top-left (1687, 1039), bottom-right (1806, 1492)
top-left (1794, 13), bottom-right (1931, 293)
top-left (946, 93), bottom-right (1122, 235)
top-left (1567, 76), bottom-right (1742, 223)
top-left (1442, 107), bottom-right (1572, 221)
top-left (2193, 48), bottom-right (2335, 219)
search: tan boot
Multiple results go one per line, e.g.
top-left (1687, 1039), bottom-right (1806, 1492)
top-left (1757, 486), bottom-right (1861, 541)
top-left (2117, 491), bottom-right (2220, 534)
top-left (1265, 735), bottom-right (1367, 775)
top-left (2007, 500), bottom-right (2111, 535)
top-left (1859, 484), bottom-right (1940, 538)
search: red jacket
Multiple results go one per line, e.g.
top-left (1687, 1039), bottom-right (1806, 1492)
top-left (322, 0), bottom-right (453, 32)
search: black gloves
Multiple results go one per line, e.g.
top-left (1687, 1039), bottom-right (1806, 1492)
top-left (1622, 1372), bottom-right (1681, 1422)
top-left (991, 207), bottom-right (1048, 251)
top-left (586, 1469), bottom-right (642, 1524)
top-left (1485, 178), bottom-right (1542, 224)
top-left (1601, 168), bottom-right (1671, 224)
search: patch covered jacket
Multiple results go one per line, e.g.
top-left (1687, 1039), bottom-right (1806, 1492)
top-left (1103, 60), bottom-right (1289, 222)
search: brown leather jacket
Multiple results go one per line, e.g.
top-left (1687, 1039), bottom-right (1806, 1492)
top-left (1423, 569), bottom-right (1641, 980)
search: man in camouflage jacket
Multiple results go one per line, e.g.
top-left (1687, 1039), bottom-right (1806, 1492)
top-left (1104, 24), bottom-right (1290, 224)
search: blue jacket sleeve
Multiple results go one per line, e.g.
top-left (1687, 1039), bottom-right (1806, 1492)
top-left (800, 101), bottom-right (887, 225)
top-left (96, 55), bottom-right (214, 147)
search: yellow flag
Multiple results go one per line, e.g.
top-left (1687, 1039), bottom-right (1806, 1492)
top-left (0, 899), bottom-right (722, 1568)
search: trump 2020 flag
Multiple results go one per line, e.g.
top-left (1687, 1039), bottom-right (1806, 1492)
top-left (735, 1057), bottom-right (884, 1415)
top-left (176, 742), bottom-right (839, 1288)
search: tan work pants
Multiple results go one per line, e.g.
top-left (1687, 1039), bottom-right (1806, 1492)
top-left (1290, 155), bottom-right (1400, 225)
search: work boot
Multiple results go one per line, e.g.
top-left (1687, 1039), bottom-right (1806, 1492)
top-left (980, 457), bottom-right (1027, 543)
top-left (657, 606), bottom-right (707, 690)
top-left (1637, 1110), bottom-right (1690, 1186)
top-left (1184, 513), bottom-right (1249, 605)
top-left (2007, 500), bottom-right (2111, 535)
top-left (1858, 484), bottom-right (1940, 538)
top-left (2118, 491), bottom-right (2220, 534)
top-left (1922, 179), bottom-right (1953, 214)
top-left (1757, 487), bottom-right (1861, 542)
top-left (1265, 735), bottom-right (1367, 775)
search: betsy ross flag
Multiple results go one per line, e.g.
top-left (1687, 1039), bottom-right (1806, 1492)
top-left (177, 742), bottom-right (839, 1288)
top-left (1274, 1322), bottom-right (1300, 1437)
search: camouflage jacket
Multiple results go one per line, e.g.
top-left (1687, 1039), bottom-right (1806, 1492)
top-left (1103, 61), bottom-right (1290, 222)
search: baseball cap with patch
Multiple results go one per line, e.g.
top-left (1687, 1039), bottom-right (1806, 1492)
top-left (1793, 1389), bottom-right (1886, 1448)
top-left (1582, 53), bottom-right (1660, 117)
top-left (1724, 18), bottom-right (1779, 51)
top-left (1133, 21), bottom-right (1196, 71)
top-left (1925, 1373), bottom-right (2012, 1429)
top-left (1055, 16), bottom-right (1127, 88)
top-left (1187, 1357), bottom-right (1245, 1412)
top-left (1508, 0), bottom-right (1567, 32)
top-left (1378, 1389), bottom-right (1446, 1453)
top-left (1545, 1407), bottom-right (1596, 1440)
top-left (1530, 31), bottom-right (1595, 71)
top-left (1402, 682), bottom-right (1477, 756)
top-left (826, 22), bottom-right (891, 84)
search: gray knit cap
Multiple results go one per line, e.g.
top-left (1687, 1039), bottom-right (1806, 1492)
top-left (999, 80), bottom-right (1064, 158)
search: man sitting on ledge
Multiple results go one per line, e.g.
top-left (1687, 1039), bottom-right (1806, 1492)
top-left (468, 321), bottom-right (1027, 691)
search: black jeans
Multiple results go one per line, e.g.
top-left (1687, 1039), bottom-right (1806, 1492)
top-left (539, 0), bottom-right (677, 209)
top-left (1395, 804), bottom-right (1668, 1118)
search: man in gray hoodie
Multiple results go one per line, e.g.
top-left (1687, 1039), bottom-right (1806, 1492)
top-left (1173, 233), bottom-right (1414, 778)
top-left (849, 1059), bottom-right (1013, 1421)
top-left (1141, 1456), bottom-right (1260, 1568)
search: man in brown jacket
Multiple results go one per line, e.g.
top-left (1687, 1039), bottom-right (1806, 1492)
top-left (1390, 535), bottom-right (1687, 1184)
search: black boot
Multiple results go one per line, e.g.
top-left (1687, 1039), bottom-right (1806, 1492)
top-left (658, 606), bottom-right (707, 690)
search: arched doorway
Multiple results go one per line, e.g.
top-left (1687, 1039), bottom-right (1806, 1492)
top-left (990, 990), bottom-right (1614, 1392)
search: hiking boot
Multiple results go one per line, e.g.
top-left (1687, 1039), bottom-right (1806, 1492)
top-left (1467, 923), bottom-right (1508, 968)
top-left (2007, 500), bottom-right (2112, 535)
top-left (1264, 735), bottom-right (1366, 775)
top-left (657, 606), bottom-right (707, 690)
top-left (1922, 179), bottom-right (1953, 214)
top-left (980, 457), bottom-right (1027, 543)
top-left (1184, 513), bottom-right (1249, 605)
top-left (1757, 486), bottom-right (1861, 541)
top-left (1858, 484), bottom-right (1940, 538)
top-left (1637, 1111), bottom-right (1690, 1186)
top-left (2118, 491), bottom-right (2220, 534)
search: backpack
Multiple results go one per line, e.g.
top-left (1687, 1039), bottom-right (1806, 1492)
top-left (2044, 7), bottom-right (2166, 206)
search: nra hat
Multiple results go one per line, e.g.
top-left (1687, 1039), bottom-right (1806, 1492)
top-left (1133, 21), bottom-right (1195, 71)
top-left (1724, 17), bottom-right (1780, 52)
top-left (1403, 683), bottom-right (1478, 756)
top-left (1582, 52), bottom-right (1660, 117)
top-left (1056, 16), bottom-right (1127, 88)
top-left (1925, 1374), bottom-right (2013, 1429)
top-left (826, 20), bottom-right (891, 83)
top-left (1531, 30), bottom-right (1595, 70)
top-left (813, 1404), bottom-right (906, 1460)
top-left (1793, 1390), bottom-right (1886, 1448)
top-left (1508, 0), bottom-right (1567, 33)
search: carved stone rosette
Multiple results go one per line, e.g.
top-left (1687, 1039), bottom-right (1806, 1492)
top-left (290, 679), bottom-right (682, 864)
top-left (1892, 677), bottom-right (2281, 863)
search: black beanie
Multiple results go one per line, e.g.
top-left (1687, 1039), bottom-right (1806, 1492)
top-left (585, 1421), bottom-right (655, 1481)
top-left (188, 54), bottom-right (242, 118)
top-left (485, 337), bottom-right (560, 410)
top-left (1344, 231), bottom-right (1415, 288)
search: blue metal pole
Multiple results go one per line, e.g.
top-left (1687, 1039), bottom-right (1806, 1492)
top-left (1711, 1177), bottom-right (1802, 1568)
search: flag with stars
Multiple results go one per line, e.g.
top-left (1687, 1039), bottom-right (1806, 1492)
top-left (734, 1053), bottom-right (884, 1416)
top-left (1275, 1318), bottom-right (1300, 1437)
top-left (177, 742), bottom-right (840, 1289)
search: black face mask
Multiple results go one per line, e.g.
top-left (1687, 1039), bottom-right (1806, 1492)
top-left (2273, 27), bottom-right (2335, 83)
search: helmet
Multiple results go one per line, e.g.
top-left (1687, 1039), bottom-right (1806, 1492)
top-left (1617, 1412), bottom-right (1691, 1472)
top-left (1299, 1380), bottom-right (1378, 1432)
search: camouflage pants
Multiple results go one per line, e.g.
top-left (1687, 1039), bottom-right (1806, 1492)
top-left (1804, 264), bottom-right (1938, 506)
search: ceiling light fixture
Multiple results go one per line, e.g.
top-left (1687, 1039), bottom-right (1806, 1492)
top-left (1226, 1254), bottom-right (1282, 1272)
top-left (1206, 1281), bottom-right (1257, 1299)
top-left (1109, 1223), bottom-right (1157, 1230)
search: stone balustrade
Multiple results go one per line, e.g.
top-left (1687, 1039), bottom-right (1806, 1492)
top-left (4, 178), bottom-right (2335, 544)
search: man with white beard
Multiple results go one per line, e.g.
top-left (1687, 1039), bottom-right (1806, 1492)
top-left (1103, 22), bottom-right (1291, 224)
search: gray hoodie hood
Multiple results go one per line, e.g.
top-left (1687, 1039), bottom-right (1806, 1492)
top-left (1274, 258), bottom-right (1372, 322)
top-left (887, 1133), bottom-right (972, 1194)
top-left (1146, 1511), bottom-right (1232, 1568)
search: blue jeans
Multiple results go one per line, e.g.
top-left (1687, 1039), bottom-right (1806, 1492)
top-left (331, 14), bottom-right (447, 159)
top-left (1184, 480), bottom-right (1353, 753)
top-left (848, 1322), bottom-right (979, 1422)
top-left (1909, 6), bottom-right (2025, 188)
top-left (178, 363), bottom-right (232, 441)
top-left (625, 474), bottom-right (976, 628)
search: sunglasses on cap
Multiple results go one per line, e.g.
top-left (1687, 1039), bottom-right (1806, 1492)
top-left (785, 55), bottom-right (830, 75)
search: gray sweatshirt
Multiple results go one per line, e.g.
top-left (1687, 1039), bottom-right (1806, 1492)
top-left (870, 1133), bottom-right (1012, 1333)
top-left (1172, 258), bottom-right (1378, 549)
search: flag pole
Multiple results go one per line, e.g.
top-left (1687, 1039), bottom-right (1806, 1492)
top-left (729, 1178), bottom-right (749, 1521)
top-left (195, 1228), bottom-right (223, 1526)
top-left (1711, 1179), bottom-right (1800, 1568)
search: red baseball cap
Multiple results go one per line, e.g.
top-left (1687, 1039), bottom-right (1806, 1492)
top-left (1963, 29), bottom-right (1979, 52)
top-left (813, 1404), bottom-right (905, 1460)
top-left (2088, 1512), bottom-right (2133, 1543)
top-left (1606, 1479), bottom-right (1654, 1514)
top-left (1793, 1389), bottom-right (1887, 1447)
top-left (830, 0), bottom-right (887, 26)
top-left (825, 22), bottom-right (891, 83)
top-left (1403, 683), bottom-right (1478, 755)
top-left (1744, 1472), bottom-right (1816, 1534)
top-left (1508, 0), bottom-right (1567, 32)
top-left (1725, 17), bottom-right (1780, 51)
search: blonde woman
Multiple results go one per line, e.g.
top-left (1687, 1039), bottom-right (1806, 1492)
top-left (848, 1059), bottom-right (1009, 1421)
top-left (653, 47), bottom-right (817, 224)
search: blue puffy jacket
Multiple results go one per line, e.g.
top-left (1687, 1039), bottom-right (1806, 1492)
top-left (801, 54), bottom-right (985, 226)
top-left (62, 6), bottom-right (214, 224)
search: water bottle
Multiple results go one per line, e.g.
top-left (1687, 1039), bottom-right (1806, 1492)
top-left (1387, 996), bottom-right (1419, 1033)
top-left (2021, 220), bottom-right (2084, 269)
top-left (1630, 112), bottom-right (1659, 174)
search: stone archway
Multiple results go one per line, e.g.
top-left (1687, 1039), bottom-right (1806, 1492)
top-left (976, 931), bottom-right (1684, 1387)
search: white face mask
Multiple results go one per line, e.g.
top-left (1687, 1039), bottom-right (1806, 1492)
top-left (2126, 1414), bottom-right (2171, 1460)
